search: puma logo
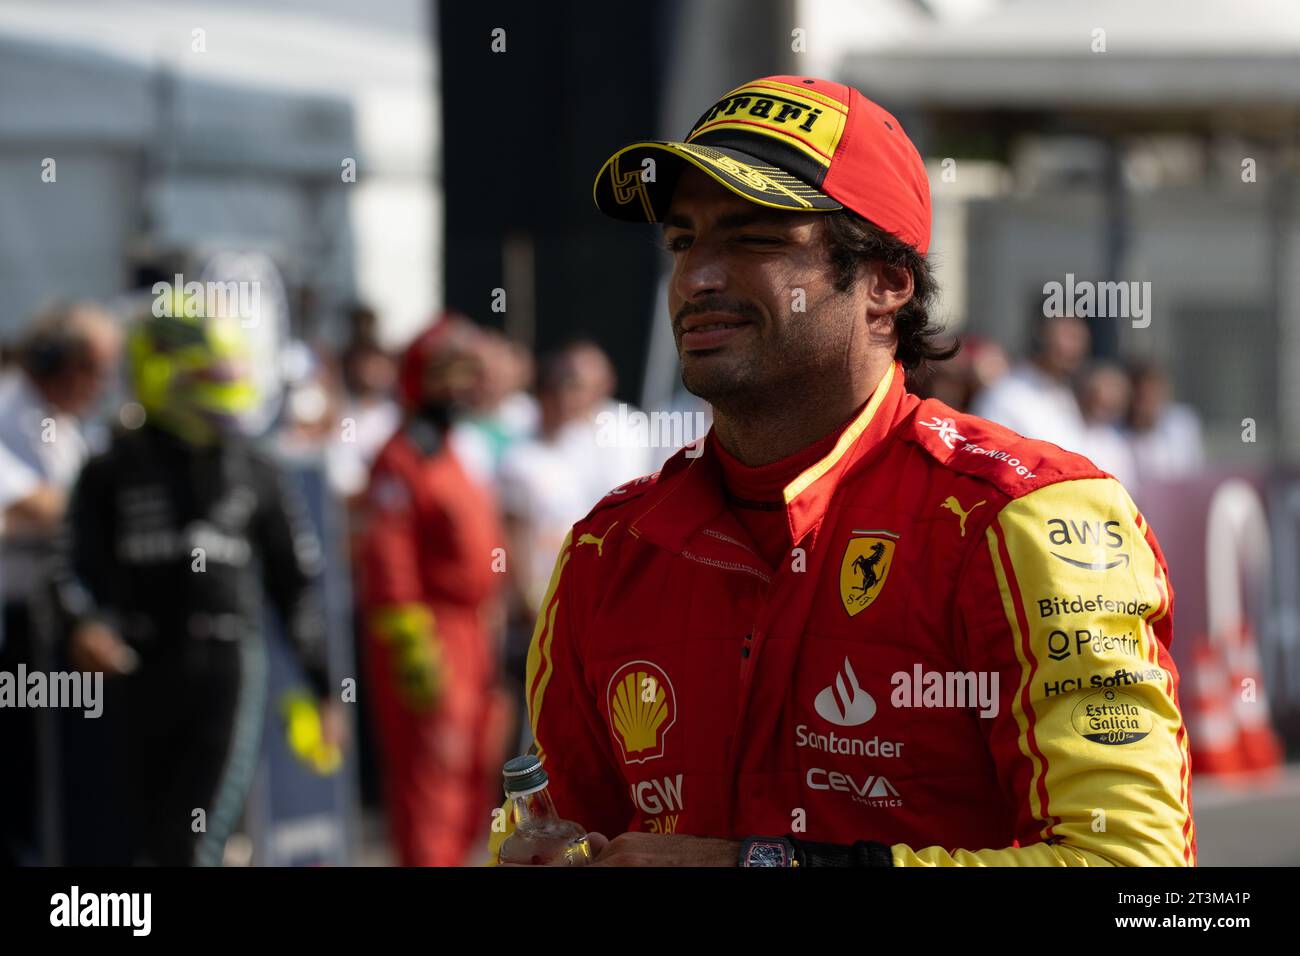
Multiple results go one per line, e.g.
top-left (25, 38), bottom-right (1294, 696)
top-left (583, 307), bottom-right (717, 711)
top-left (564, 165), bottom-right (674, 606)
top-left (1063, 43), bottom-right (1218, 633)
top-left (940, 496), bottom-right (985, 537)
top-left (576, 521), bottom-right (618, 557)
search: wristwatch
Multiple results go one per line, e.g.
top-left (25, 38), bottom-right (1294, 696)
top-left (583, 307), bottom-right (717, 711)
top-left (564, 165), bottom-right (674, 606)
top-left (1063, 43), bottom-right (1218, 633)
top-left (739, 836), bottom-right (800, 867)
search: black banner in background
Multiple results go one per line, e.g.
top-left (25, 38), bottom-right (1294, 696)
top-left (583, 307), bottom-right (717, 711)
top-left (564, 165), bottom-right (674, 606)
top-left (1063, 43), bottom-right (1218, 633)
top-left (0, 866), bottom-right (1279, 941)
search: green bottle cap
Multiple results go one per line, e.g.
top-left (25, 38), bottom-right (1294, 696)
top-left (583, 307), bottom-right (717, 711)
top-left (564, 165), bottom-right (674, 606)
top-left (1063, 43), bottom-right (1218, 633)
top-left (502, 754), bottom-right (549, 795)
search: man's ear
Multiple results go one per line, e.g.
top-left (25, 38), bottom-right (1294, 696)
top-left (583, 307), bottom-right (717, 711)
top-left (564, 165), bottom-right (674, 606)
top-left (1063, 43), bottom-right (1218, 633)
top-left (864, 306), bottom-right (899, 352)
top-left (863, 262), bottom-right (914, 322)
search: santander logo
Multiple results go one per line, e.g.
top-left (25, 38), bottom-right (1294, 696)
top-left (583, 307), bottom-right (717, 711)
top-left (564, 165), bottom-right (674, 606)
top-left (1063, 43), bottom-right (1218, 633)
top-left (814, 657), bottom-right (876, 727)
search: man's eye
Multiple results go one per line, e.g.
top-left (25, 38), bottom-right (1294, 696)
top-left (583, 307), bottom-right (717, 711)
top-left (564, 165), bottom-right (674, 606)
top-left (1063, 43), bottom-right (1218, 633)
top-left (664, 235), bottom-right (692, 252)
top-left (738, 235), bottom-right (782, 246)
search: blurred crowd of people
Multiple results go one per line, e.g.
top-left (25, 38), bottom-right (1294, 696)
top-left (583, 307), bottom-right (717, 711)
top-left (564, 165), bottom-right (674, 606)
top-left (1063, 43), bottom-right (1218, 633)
top-left (305, 309), bottom-right (656, 866)
top-left (0, 294), bottom-right (657, 867)
top-left (919, 313), bottom-right (1205, 491)
top-left (0, 296), bottom-right (1205, 867)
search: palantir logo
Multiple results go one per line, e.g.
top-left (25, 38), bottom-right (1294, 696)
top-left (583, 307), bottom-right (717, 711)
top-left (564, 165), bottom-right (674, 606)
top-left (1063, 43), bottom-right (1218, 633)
top-left (814, 657), bottom-right (876, 727)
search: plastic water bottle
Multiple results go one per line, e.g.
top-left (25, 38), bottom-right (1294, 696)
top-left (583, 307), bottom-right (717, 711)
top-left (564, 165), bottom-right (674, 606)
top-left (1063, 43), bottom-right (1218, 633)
top-left (496, 755), bottom-right (594, 866)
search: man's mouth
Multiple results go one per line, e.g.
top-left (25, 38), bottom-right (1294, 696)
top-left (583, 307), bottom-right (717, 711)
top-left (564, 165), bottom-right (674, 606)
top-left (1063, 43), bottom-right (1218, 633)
top-left (680, 314), bottom-right (754, 352)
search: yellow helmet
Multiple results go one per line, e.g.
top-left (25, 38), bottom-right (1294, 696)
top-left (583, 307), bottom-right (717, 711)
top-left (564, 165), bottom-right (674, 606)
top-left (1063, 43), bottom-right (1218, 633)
top-left (128, 296), bottom-right (257, 444)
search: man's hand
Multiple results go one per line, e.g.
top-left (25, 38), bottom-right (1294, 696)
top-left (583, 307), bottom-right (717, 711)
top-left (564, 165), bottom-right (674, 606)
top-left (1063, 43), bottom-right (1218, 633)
top-left (372, 604), bottom-right (446, 711)
top-left (318, 699), bottom-right (349, 753)
top-left (67, 620), bottom-right (136, 675)
top-left (3, 485), bottom-right (67, 534)
top-left (587, 832), bottom-right (741, 867)
top-left (393, 634), bottom-right (446, 711)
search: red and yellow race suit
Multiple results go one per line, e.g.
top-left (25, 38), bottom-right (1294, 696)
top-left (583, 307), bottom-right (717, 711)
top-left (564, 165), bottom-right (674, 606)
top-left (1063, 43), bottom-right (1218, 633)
top-left (490, 362), bottom-right (1195, 866)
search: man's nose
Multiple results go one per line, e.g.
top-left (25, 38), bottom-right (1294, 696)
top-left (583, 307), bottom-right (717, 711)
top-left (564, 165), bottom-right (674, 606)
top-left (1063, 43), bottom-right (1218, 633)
top-left (672, 241), bottom-right (728, 302)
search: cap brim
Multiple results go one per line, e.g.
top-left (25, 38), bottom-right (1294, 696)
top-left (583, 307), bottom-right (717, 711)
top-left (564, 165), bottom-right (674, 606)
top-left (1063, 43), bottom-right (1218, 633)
top-left (593, 141), bottom-right (841, 222)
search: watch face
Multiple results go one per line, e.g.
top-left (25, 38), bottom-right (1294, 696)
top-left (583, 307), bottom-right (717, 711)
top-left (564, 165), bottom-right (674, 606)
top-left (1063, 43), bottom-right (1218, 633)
top-left (746, 842), bottom-right (787, 867)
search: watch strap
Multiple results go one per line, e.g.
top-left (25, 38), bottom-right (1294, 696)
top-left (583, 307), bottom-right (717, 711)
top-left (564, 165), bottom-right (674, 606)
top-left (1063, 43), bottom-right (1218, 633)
top-left (786, 835), bottom-right (893, 867)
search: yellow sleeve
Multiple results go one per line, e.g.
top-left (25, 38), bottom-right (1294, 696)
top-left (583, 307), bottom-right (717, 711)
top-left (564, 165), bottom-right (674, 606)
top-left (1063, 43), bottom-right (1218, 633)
top-left (895, 478), bottom-right (1195, 867)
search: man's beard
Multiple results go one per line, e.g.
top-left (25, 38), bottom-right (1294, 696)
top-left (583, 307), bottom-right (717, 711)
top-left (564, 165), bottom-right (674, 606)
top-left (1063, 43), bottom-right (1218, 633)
top-left (415, 400), bottom-right (457, 431)
top-left (680, 317), bottom-right (847, 419)
top-left (674, 296), bottom-right (769, 410)
top-left (680, 350), bottom-right (763, 410)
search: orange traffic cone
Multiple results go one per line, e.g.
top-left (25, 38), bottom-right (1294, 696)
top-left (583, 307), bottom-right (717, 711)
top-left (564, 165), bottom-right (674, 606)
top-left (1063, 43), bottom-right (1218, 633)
top-left (1186, 642), bottom-right (1247, 777)
top-left (1224, 622), bottom-right (1284, 774)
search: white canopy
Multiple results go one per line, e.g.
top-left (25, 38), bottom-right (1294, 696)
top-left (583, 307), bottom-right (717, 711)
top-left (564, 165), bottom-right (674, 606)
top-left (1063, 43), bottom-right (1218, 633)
top-left (833, 0), bottom-right (1300, 107)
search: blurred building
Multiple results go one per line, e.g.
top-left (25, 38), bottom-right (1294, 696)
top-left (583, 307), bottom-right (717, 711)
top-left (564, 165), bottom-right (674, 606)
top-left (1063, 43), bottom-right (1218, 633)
top-left (440, 0), bottom-right (799, 415)
top-left (0, 0), bottom-right (438, 349)
top-left (816, 0), bottom-right (1300, 463)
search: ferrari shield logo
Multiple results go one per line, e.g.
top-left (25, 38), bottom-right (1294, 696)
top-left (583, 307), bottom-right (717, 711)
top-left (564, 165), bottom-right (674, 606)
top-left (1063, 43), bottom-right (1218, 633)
top-left (839, 533), bottom-right (898, 617)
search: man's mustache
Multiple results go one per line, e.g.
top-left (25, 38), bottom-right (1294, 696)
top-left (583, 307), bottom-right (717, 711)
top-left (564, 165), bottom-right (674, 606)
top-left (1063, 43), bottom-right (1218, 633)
top-left (673, 299), bottom-right (764, 330)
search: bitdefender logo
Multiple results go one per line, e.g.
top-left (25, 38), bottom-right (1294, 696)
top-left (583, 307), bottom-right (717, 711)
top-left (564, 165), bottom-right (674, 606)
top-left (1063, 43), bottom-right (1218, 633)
top-left (814, 657), bottom-right (876, 727)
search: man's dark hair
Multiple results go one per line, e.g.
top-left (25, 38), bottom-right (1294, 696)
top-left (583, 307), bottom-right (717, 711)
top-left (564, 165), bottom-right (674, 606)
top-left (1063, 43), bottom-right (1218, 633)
top-left (822, 210), bottom-right (958, 373)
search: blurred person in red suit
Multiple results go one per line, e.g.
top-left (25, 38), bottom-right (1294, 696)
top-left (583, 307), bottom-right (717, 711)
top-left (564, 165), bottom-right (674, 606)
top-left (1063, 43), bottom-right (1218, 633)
top-left (359, 313), bottom-right (508, 866)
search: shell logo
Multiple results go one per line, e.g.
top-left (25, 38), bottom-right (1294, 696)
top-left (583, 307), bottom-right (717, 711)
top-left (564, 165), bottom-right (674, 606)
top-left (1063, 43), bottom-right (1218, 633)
top-left (606, 660), bottom-right (677, 764)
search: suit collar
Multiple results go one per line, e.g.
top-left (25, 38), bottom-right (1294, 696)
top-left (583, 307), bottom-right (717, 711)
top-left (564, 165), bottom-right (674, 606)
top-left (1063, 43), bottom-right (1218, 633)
top-left (630, 362), bottom-right (911, 555)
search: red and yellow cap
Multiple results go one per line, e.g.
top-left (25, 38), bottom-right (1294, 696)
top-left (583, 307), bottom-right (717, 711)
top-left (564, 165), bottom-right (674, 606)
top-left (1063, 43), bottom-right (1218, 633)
top-left (592, 75), bottom-right (931, 254)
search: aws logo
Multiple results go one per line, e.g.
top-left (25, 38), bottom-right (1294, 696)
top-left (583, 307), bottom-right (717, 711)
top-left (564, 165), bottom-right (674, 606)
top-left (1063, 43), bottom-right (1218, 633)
top-left (606, 660), bottom-right (677, 764)
top-left (1045, 517), bottom-right (1130, 571)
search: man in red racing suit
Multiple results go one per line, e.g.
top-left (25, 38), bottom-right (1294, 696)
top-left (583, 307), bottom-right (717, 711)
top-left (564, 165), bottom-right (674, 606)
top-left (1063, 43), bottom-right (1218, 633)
top-left (362, 316), bottom-right (507, 866)
top-left (492, 361), bottom-right (1194, 866)
top-left (489, 74), bottom-right (1194, 867)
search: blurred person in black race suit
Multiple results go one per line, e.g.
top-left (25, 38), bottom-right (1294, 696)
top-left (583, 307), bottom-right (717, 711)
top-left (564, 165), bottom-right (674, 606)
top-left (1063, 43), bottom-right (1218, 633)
top-left (57, 307), bottom-right (343, 866)
top-left (0, 301), bottom-right (120, 866)
top-left (359, 313), bottom-right (509, 866)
